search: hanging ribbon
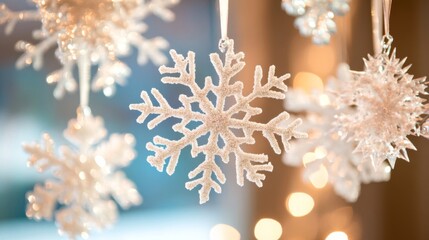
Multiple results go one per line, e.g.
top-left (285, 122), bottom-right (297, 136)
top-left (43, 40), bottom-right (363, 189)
top-left (371, 0), bottom-right (383, 54)
top-left (382, 0), bottom-right (392, 36)
top-left (78, 49), bottom-right (91, 113)
top-left (218, 0), bottom-right (229, 51)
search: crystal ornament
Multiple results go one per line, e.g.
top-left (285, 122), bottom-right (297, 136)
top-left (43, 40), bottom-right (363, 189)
top-left (24, 107), bottom-right (142, 239)
top-left (284, 63), bottom-right (390, 202)
top-left (0, 0), bottom-right (178, 98)
top-left (335, 44), bottom-right (427, 169)
top-left (130, 39), bottom-right (307, 204)
top-left (281, 0), bottom-right (350, 44)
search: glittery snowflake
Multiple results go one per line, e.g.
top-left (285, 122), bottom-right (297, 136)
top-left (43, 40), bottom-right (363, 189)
top-left (0, 0), bottom-right (179, 98)
top-left (284, 63), bottom-right (390, 202)
top-left (130, 39), bottom-right (307, 204)
top-left (24, 107), bottom-right (142, 239)
top-left (281, 0), bottom-right (350, 44)
top-left (335, 49), bottom-right (427, 169)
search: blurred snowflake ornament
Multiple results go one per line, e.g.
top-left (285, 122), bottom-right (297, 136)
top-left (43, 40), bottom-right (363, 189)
top-left (0, 0), bottom-right (179, 98)
top-left (24, 107), bottom-right (142, 239)
top-left (281, 0), bottom-right (350, 44)
top-left (130, 39), bottom-right (307, 204)
top-left (335, 38), bottom-right (427, 169)
top-left (284, 63), bottom-right (390, 202)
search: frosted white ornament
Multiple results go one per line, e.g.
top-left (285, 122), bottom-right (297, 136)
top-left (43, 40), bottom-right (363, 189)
top-left (130, 39), bottom-right (307, 204)
top-left (0, 0), bottom-right (179, 98)
top-left (284, 63), bottom-right (390, 202)
top-left (24, 107), bottom-right (142, 239)
top-left (334, 43), bottom-right (427, 169)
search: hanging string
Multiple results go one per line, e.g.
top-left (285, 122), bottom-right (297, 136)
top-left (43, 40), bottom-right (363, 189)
top-left (371, 0), bottom-right (383, 54)
top-left (78, 49), bottom-right (91, 115)
top-left (218, 0), bottom-right (229, 51)
top-left (337, 12), bottom-right (350, 64)
top-left (382, 0), bottom-right (392, 36)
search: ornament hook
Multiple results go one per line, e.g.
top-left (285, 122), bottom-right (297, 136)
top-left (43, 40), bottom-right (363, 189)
top-left (381, 34), bottom-right (393, 55)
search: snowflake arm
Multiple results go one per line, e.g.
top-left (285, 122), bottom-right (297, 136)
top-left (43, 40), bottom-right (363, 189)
top-left (0, 4), bottom-right (40, 35)
top-left (131, 39), bottom-right (307, 203)
top-left (92, 60), bottom-right (130, 97)
top-left (128, 33), bottom-right (169, 66)
top-left (15, 36), bottom-right (57, 70)
top-left (47, 60), bottom-right (78, 99)
top-left (24, 133), bottom-right (68, 173)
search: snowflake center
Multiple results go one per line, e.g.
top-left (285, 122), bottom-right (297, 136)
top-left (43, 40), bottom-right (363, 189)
top-left (206, 110), bottom-right (229, 133)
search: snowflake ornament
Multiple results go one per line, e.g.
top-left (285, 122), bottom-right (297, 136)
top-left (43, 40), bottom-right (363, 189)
top-left (284, 63), bottom-right (390, 202)
top-left (24, 107), bottom-right (142, 239)
top-left (0, 0), bottom-right (179, 98)
top-left (281, 0), bottom-right (350, 44)
top-left (130, 39), bottom-right (307, 204)
top-left (335, 43), bottom-right (427, 169)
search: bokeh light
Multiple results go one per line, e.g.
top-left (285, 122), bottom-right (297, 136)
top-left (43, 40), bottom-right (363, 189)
top-left (325, 231), bottom-right (349, 240)
top-left (303, 152), bottom-right (317, 166)
top-left (292, 72), bottom-right (324, 93)
top-left (319, 93), bottom-right (331, 107)
top-left (209, 224), bottom-right (240, 240)
top-left (254, 218), bottom-right (283, 240)
top-left (286, 192), bottom-right (315, 217)
top-left (309, 165), bottom-right (329, 189)
top-left (314, 146), bottom-right (328, 159)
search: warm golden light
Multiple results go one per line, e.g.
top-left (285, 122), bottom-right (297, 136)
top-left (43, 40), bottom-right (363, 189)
top-left (304, 45), bottom-right (337, 77)
top-left (210, 224), bottom-right (241, 240)
top-left (254, 218), bottom-right (283, 240)
top-left (325, 231), bottom-right (349, 240)
top-left (319, 94), bottom-right (331, 107)
top-left (309, 165), bottom-right (329, 189)
top-left (384, 165), bottom-right (392, 174)
top-left (303, 152), bottom-right (317, 166)
top-left (292, 72), bottom-right (324, 94)
top-left (314, 146), bottom-right (328, 159)
top-left (286, 192), bottom-right (315, 217)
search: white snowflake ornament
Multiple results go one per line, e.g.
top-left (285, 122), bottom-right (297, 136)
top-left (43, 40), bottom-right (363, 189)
top-left (281, 0), bottom-right (350, 44)
top-left (24, 107), bottom-right (142, 239)
top-left (284, 63), bottom-right (391, 202)
top-left (335, 43), bottom-right (427, 169)
top-left (130, 39), bottom-right (307, 204)
top-left (0, 0), bottom-right (179, 98)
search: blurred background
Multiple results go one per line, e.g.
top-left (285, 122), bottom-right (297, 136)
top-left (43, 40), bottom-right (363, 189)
top-left (0, 0), bottom-right (428, 239)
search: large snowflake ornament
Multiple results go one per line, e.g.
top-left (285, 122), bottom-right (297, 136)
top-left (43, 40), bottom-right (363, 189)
top-left (130, 39), bottom-right (307, 204)
top-left (335, 47), bottom-right (427, 169)
top-left (281, 0), bottom-right (350, 44)
top-left (24, 107), bottom-right (142, 239)
top-left (0, 0), bottom-right (179, 98)
top-left (284, 63), bottom-right (390, 202)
